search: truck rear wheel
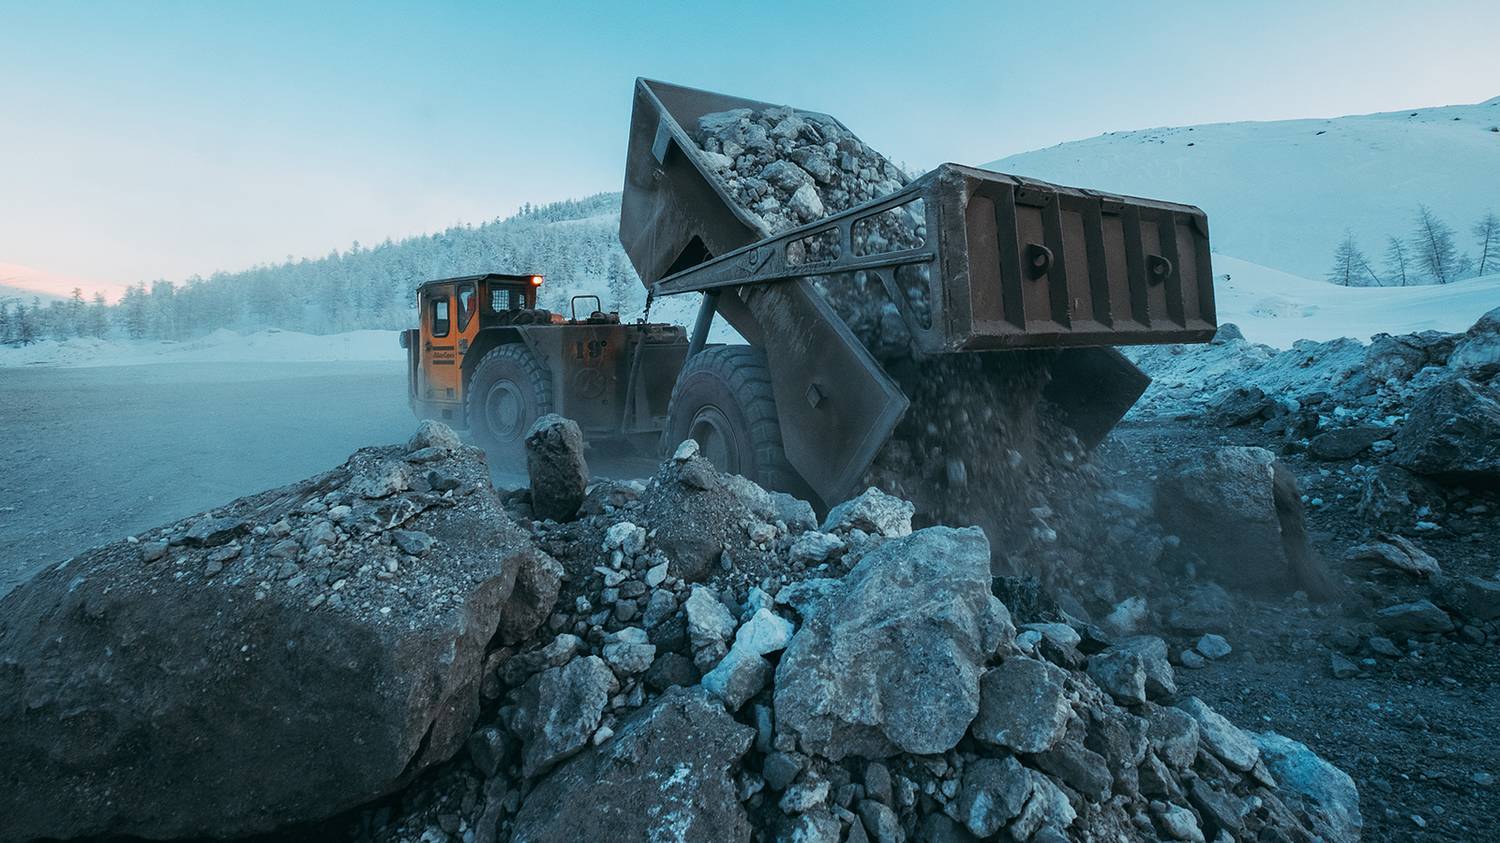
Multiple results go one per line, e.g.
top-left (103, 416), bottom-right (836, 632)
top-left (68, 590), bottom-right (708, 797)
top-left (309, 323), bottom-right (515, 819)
top-left (467, 343), bottom-right (552, 459)
top-left (665, 345), bottom-right (803, 495)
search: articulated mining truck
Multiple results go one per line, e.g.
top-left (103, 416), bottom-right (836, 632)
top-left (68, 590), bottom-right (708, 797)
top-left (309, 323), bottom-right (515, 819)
top-left (404, 79), bottom-right (1217, 509)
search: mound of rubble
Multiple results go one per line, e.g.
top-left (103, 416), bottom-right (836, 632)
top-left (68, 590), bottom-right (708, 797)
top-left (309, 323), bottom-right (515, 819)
top-left (691, 105), bottom-right (1097, 558)
top-left (0, 422), bottom-right (560, 841)
top-left (0, 420), bottom-right (1361, 843)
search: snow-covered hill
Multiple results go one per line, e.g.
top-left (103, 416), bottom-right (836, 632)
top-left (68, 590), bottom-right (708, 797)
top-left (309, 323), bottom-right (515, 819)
top-left (987, 97), bottom-right (1500, 282)
top-left (1208, 255), bottom-right (1500, 347)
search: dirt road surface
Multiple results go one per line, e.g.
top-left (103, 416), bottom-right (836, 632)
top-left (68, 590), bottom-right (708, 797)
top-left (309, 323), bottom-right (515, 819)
top-left (0, 362), bottom-right (655, 597)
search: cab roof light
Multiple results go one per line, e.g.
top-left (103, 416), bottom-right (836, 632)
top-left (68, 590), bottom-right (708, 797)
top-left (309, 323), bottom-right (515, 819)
top-left (529, 275), bottom-right (544, 286)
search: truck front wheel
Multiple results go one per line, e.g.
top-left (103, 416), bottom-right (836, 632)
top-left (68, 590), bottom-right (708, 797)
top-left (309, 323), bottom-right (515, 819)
top-left (467, 344), bottom-right (553, 461)
top-left (665, 345), bottom-right (803, 495)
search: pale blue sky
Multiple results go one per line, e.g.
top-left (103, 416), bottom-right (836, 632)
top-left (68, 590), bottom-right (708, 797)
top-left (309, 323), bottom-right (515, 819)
top-left (2, 0), bottom-right (1497, 296)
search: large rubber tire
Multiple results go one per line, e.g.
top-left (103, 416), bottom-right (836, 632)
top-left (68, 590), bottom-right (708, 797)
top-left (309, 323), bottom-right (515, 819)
top-left (665, 345), bottom-right (803, 495)
top-left (466, 343), bottom-right (553, 460)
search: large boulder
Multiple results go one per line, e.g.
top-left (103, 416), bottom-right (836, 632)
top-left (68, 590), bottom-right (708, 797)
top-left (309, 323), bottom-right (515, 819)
top-left (774, 526), bottom-right (1005, 760)
top-left (1154, 446), bottom-right (1330, 597)
top-left (1253, 731), bottom-right (1363, 843)
top-left (510, 687), bottom-right (755, 843)
top-left (1447, 306), bottom-right (1500, 374)
top-left (1392, 378), bottom-right (1500, 482)
top-left (0, 431), bottom-right (550, 841)
top-left (525, 414), bottom-right (589, 521)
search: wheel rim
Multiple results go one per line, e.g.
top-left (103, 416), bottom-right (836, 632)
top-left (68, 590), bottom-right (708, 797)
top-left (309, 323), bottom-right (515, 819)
top-left (484, 379), bottom-right (527, 442)
top-left (689, 405), bottom-right (741, 474)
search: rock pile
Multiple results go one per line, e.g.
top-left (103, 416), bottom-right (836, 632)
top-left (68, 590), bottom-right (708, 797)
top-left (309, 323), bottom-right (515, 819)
top-left (340, 428), bottom-right (1357, 843)
top-left (0, 420), bottom-right (1365, 842)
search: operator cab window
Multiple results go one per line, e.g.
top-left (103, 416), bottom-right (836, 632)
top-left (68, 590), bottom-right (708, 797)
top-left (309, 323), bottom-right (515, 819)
top-left (490, 287), bottom-right (524, 312)
top-left (456, 283), bottom-right (476, 330)
top-left (430, 295), bottom-right (451, 337)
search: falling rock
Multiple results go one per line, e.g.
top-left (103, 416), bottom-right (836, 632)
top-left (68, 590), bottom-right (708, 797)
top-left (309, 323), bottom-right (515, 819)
top-left (971, 657), bottom-right (1071, 753)
top-left (510, 687), bottom-right (754, 843)
top-left (1176, 697), bottom-right (1260, 772)
top-left (509, 655), bottom-right (616, 777)
top-left (1253, 731), bottom-right (1363, 843)
top-left (820, 486), bottom-right (915, 537)
top-left (775, 527), bottom-right (999, 759)
top-left (524, 414), bottom-right (589, 522)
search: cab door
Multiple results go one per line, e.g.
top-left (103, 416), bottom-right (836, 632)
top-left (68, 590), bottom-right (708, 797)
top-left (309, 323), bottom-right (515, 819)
top-left (420, 284), bottom-right (460, 404)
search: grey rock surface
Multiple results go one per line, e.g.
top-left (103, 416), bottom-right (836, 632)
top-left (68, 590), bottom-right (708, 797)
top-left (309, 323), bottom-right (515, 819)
top-left (775, 526), bottom-right (998, 759)
top-left (510, 687), bottom-right (754, 843)
top-left (524, 414), bottom-right (589, 521)
top-left (0, 433), bottom-right (537, 840)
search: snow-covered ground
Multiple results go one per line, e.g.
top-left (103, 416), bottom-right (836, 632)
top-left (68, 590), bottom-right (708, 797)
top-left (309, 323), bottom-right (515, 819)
top-left (988, 97), bottom-right (1500, 282)
top-left (0, 328), bottom-right (403, 368)
top-left (1210, 255), bottom-right (1500, 347)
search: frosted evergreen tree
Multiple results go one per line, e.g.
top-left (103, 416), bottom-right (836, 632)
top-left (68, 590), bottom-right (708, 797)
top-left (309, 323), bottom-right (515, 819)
top-left (69, 288), bottom-right (87, 337)
top-left (606, 252), bottom-right (634, 314)
top-left (1474, 211), bottom-right (1499, 276)
top-left (1411, 205), bottom-right (1462, 284)
top-left (15, 303), bottom-right (36, 345)
top-left (1327, 232), bottom-right (1378, 286)
top-left (0, 302), bottom-right (11, 343)
top-left (89, 293), bottom-right (110, 338)
top-left (120, 284), bottom-right (149, 339)
top-left (1382, 237), bottom-right (1410, 287)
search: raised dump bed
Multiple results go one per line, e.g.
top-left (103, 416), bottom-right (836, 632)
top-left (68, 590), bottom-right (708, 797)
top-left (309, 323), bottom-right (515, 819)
top-left (619, 78), bottom-right (1218, 507)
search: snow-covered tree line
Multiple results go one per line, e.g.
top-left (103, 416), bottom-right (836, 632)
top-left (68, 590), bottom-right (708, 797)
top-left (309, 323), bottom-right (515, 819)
top-left (1328, 206), bottom-right (1500, 286)
top-left (0, 192), bottom-right (647, 345)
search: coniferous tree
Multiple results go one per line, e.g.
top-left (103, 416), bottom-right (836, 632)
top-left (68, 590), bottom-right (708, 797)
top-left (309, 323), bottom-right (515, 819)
top-left (88, 293), bottom-right (110, 339)
top-left (69, 288), bottom-right (86, 337)
top-left (15, 303), bottom-right (36, 345)
top-left (1411, 205), bottom-right (1462, 284)
top-left (1382, 237), bottom-right (1410, 287)
top-left (1327, 232), bottom-right (1378, 286)
top-left (1474, 211), bottom-right (1499, 277)
top-left (0, 302), bottom-right (11, 343)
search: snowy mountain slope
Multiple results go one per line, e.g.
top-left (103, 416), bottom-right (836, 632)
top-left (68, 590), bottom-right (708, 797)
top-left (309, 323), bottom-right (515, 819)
top-left (0, 282), bottom-right (64, 304)
top-left (1208, 255), bottom-right (1500, 347)
top-left (986, 98), bottom-right (1500, 281)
